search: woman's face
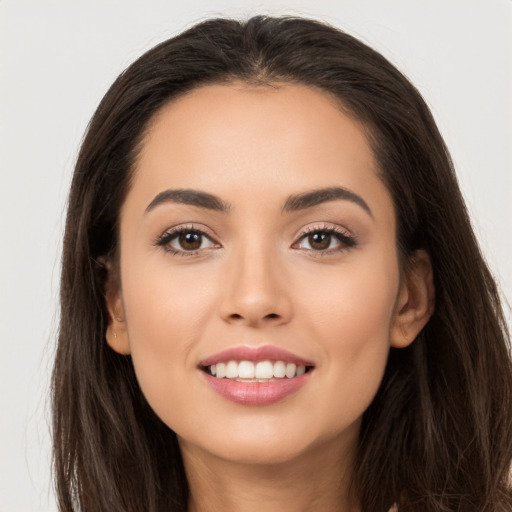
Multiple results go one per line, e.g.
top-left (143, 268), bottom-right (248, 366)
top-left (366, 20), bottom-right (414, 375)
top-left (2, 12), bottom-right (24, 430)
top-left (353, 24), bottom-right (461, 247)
top-left (107, 82), bottom-right (414, 465)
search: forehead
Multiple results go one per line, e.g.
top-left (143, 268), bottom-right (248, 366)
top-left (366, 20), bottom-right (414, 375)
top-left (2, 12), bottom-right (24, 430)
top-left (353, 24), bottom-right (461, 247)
top-left (142, 82), bottom-right (369, 173)
top-left (127, 82), bottom-right (393, 221)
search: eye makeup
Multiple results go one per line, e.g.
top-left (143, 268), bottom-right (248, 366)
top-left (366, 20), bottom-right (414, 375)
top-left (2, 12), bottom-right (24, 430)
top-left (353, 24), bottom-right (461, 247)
top-left (293, 224), bottom-right (357, 255)
top-left (154, 222), bottom-right (357, 258)
top-left (154, 224), bottom-right (219, 257)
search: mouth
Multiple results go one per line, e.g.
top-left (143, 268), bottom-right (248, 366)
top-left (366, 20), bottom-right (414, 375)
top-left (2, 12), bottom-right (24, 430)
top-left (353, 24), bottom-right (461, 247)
top-left (199, 346), bottom-right (315, 405)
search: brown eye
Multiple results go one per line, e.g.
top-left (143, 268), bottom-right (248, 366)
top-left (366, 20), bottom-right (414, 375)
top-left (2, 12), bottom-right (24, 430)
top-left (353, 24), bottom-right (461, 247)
top-left (158, 228), bottom-right (217, 254)
top-left (178, 232), bottom-right (202, 251)
top-left (308, 232), bottom-right (331, 250)
top-left (294, 228), bottom-right (356, 253)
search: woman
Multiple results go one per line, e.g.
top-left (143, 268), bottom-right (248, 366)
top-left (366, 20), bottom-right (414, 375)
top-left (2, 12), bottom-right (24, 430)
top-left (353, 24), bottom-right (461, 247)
top-left (51, 15), bottom-right (512, 512)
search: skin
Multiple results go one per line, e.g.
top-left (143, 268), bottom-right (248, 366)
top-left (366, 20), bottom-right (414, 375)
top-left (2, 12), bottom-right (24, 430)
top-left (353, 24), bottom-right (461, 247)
top-left (105, 82), bottom-right (434, 512)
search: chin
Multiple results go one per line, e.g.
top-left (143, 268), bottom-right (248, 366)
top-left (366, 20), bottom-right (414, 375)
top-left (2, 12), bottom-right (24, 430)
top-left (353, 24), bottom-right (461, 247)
top-left (177, 415), bottom-right (360, 468)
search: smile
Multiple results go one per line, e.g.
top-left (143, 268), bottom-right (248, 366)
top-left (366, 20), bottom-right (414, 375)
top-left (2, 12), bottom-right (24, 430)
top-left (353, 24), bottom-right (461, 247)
top-left (199, 346), bottom-right (315, 405)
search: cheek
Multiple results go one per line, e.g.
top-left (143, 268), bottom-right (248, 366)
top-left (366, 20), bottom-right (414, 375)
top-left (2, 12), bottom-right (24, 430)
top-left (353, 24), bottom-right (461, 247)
top-left (119, 260), bottom-right (220, 425)
top-left (300, 254), bottom-right (399, 415)
top-left (302, 249), bottom-right (399, 340)
top-left (123, 260), bottom-right (215, 348)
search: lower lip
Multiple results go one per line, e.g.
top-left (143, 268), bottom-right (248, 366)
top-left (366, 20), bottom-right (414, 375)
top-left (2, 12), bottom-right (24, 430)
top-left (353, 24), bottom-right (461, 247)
top-left (202, 371), bottom-right (311, 406)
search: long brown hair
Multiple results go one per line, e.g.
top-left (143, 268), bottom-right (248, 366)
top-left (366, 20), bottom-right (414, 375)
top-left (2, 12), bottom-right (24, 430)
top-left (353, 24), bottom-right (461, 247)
top-left (52, 15), bottom-right (512, 512)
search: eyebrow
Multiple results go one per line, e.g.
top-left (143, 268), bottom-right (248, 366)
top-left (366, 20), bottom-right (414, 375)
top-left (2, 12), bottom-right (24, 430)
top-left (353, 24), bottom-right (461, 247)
top-left (145, 189), bottom-right (231, 214)
top-left (145, 186), bottom-right (372, 218)
top-left (282, 186), bottom-right (373, 217)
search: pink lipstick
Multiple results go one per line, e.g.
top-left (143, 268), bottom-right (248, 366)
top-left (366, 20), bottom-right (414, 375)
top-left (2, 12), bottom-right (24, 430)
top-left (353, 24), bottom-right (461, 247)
top-left (199, 345), bottom-right (314, 406)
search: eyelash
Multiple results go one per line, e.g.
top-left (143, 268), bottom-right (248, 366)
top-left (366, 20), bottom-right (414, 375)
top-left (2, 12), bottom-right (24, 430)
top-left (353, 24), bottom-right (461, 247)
top-left (155, 224), bottom-right (218, 257)
top-left (155, 224), bottom-right (357, 257)
top-left (293, 225), bottom-right (357, 255)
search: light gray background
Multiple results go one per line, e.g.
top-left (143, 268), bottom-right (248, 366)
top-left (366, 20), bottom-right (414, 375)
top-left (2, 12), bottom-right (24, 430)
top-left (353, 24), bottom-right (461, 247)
top-left (1, 1), bottom-right (511, 510)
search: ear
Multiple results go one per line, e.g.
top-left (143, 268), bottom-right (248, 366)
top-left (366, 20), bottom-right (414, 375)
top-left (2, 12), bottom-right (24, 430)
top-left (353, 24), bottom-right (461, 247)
top-left (103, 261), bottom-right (131, 355)
top-left (390, 249), bottom-right (435, 348)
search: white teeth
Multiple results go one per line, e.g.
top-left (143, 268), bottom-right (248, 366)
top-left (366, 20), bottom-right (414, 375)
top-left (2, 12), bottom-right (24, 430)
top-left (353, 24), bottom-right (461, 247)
top-left (285, 363), bottom-right (296, 378)
top-left (273, 361), bottom-right (286, 378)
top-left (238, 360), bottom-right (255, 379)
top-left (255, 360), bottom-right (274, 379)
top-left (208, 360), bottom-right (309, 380)
top-left (216, 362), bottom-right (226, 378)
top-left (226, 361), bottom-right (238, 378)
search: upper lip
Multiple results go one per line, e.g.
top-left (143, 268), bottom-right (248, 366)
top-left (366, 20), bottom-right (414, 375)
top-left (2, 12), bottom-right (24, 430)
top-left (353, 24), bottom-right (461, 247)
top-left (199, 345), bottom-right (314, 367)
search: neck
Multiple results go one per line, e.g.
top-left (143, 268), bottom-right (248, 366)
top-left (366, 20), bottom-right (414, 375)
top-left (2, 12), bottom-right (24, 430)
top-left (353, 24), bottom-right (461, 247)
top-left (181, 434), bottom-right (360, 512)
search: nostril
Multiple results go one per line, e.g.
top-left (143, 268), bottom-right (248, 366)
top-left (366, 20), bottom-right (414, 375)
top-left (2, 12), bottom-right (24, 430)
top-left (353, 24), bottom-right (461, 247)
top-left (229, 313), bottom-right (279, 320)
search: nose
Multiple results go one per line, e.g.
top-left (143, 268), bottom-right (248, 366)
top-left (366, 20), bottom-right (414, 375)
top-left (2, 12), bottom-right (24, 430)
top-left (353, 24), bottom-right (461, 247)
top-left (219, 243), bottom-right (292, 328)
